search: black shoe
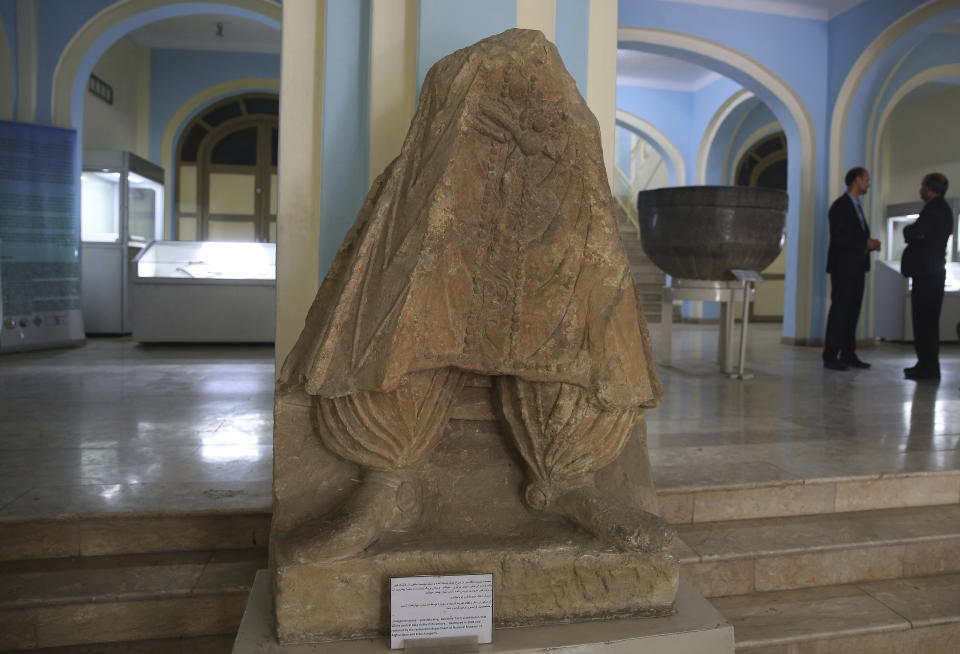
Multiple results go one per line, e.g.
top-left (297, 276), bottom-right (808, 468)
top-left (904, 365), bottom-right (920, 374)
top-left (840, 355), bottom-right (871, 369)
top-left (823, 359), bottom-right (848, 371)
top-left (905, 369), bottom-right (940, 380)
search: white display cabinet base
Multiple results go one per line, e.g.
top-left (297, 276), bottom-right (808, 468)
top-left (233, 571), bottom-right (734, 654)
top-left (131, 280), bottom-right (276, 343)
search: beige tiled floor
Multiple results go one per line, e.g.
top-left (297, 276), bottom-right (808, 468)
top-left (0, 324), bottom-right (957, 518)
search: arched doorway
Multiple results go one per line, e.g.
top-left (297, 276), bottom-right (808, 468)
top-left (618, 27), bottom-right (817, 342)
top-left (735, 130), bottom-right (788, 322)
top-left (735, 131), bottom-right (787, 190)
top-left (175, 93), bottom-right (278, 242)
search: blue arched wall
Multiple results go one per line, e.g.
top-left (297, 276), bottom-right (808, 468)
top-left (619, 1), bottom-right (828, 340)
top-left (840, 8), bottom-right (960, 177)
top-left (724, 102), bottom-right (780, 184)
top-left (703, 97), bottom-right (760, 185)
top-left (617, 85), bottom-right (694, 168)
top-left (617, 76), bottom-right (743, 186)
top-left (149, 48), bottom-right (280, 162)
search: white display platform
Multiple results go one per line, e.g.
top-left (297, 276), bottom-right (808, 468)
top-left (233, 571), bottom-right (734, 654)
top-left (874, 259), bottom-right (960, 342)
top-left (661, 279), bottom-right (755, 374)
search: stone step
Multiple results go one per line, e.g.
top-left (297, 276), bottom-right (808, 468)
top-left (712, 573), bottom-right (960, 652)
top-left (676, 504), bottom-right (960, 598)
top-left (0, 511), bottom-right (271, 562)
top-left (658, 470), bottom-right (960, 524)
top-left (0, 548), bottom-right (265, 651)
top-left (2, 635), bottom-right (235, 653)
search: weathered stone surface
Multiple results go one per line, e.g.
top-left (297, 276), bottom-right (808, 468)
top-left (276, 538), bottom-right (678, 644)
top-left (272, 28), bottom-right (676, 644)
top-left (636, 186), bottom-right (788, 280)
top-left (272, 400), bottom-right (677, 643)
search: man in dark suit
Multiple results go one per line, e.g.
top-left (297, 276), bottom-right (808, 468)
top-left (823, 167), bottom-right (881, 370)
top-left (902, 173), bottom-right (953, 381)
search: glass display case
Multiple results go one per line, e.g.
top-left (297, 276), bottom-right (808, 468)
top-left (131, 241), bottom-right (276, 343)
top-left (134, 240), bottom-right (275, 280)
top-left (80, 150), bottom-right (164, 334)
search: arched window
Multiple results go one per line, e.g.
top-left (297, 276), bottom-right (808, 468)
top-left (735, 131), bottom-right (787, 190)
top-left (175, 93), bottom-right (279, 242)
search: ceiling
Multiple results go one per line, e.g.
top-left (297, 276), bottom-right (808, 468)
top-left (656, 0), bottom-right (865, 20)
top-left (616, 50), bottom-right (722, 91)
top-left (126, 14), bottom-right (280, 54)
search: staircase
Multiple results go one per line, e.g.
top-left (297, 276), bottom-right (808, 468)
top-left (0, 511), bottom-right (270, 652)
top-left (3, 443), bottom-right (957, 652)
top-left (614, 199), bottom-right (670, 323)
top-left (662, 470), bottom-right (960, 652)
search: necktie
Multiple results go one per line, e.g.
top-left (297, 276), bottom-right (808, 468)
top-left (854, 199), bottom-right (866, 232)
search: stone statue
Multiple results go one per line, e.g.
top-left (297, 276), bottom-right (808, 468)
top-left (272, 29), bottom-right (677, 643)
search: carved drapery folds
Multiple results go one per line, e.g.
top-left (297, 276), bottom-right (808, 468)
top-left (314, 367), bottom-right (468, 471)
top-left (496, 376), bottom-right (637, 508)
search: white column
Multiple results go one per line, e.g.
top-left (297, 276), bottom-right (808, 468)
top-left (15, 0), bottom-right (37, 123)
top-left (517, 0), bottom-right (556, 42)
top-left (275, 0), bottom-right (327, 369)
top-left (586, 0), bottom-right (617, 186)
top-left (369, 0), bottom-right (418, 186)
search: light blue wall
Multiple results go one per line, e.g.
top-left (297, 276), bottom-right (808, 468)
top-left (417, 0), bottom-right (516, 93)
top-left (555, 0), bottom-right (589, 97)
top-left (691, 75), bottom-right (744, 186)
top-left (35, 0), bottom-right (115, 124)
top-left (618, 0), bottom-right (829, 339)
top-left (617, 85), bottom-right (694, 171)
top-left (726, 102), bottom-right (780, 183)
top-left (617, 76), bottom-right (744, 188)
top-left (827, 0), bottom-right (940, 106)
top-left (318, 0), bottom-right (372, 280)
top-left (34, 2), bottom-right (280, 128)
top-left (703, 98), bottom-right (758, 185)
top-left (150, 49), bottom-right (280, 163)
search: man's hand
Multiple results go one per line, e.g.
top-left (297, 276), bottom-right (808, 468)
top-left (867, 238), bottom-right (881, 252)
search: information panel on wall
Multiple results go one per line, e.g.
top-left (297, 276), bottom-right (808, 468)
top-left (0, 120), bottom-right (85, 352)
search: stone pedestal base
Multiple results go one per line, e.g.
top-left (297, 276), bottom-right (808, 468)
top-left (275, 529), bottom-right (678, 643)
top-left (235, 571), bottom-right (733, 653)
top-left (272, 387), bottom-right (678, 644)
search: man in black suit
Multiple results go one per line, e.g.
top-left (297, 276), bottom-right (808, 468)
top-left (902, 173), bottom-right (953, 381)
top-left (823, 167), bottom-right (881, 370)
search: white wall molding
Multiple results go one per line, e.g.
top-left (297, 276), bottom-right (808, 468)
top-left (51, 0), bottom-right (281, 128)
top-left (618, 27), bottom-right (817, 338)
top-left (615, 108), bottom-right (687, 185)
top-left (695, 88), bottom-right (753, 184)
top-left (828, 0), bottom-right (957, 200)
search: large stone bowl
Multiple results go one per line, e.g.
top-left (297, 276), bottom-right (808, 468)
top-left (636, 186), bottom-right (788, 280)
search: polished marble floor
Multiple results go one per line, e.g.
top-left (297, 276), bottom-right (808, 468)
top-left (0, 324), bottom-right (957, 518)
